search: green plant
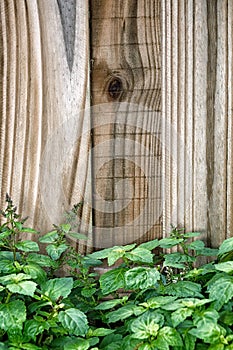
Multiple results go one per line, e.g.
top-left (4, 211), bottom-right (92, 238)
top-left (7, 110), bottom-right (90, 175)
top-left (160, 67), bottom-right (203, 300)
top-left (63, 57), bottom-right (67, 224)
top-left (0, 195), bottom-right (232, 349)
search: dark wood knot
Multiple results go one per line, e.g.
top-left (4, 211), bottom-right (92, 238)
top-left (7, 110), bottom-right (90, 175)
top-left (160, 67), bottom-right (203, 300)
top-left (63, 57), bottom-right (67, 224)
top-left (107, 78), bottom-right (123, 100)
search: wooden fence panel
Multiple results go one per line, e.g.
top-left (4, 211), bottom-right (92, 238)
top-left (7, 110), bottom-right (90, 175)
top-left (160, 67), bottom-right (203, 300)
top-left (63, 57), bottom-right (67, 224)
top-left (0, 0), bottom-right (92, 252)
top-left (162, 0), bottom-right (233, 245)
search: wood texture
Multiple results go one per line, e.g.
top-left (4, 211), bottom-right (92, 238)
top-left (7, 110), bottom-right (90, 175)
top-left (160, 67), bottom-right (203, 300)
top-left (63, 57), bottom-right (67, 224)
top-left (0, 0), bottom-right (92, 253)
top-left (162, 0), bottom-right (233, 246)
top-left (90, 0), bottom-right (162, 248)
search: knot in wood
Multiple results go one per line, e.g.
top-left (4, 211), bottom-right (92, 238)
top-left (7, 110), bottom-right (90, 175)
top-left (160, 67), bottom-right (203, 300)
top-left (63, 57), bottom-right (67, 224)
top-left (107, 78), bottom-right (123, 100)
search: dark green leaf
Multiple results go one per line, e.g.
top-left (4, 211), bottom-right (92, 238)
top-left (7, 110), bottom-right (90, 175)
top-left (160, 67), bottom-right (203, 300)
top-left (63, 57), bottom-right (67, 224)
top-left (23, 263), bottom-right (47, 284)
top-left (164, 252), bottom-right (195, 269)
top-left (0, 260), bottom-right (17, 274)
top-left (64, 338), bottom-right (89, 350)
top-left (125, 267), bottom-right (160, 290)
top-left (58, 308), bottom-right (88, 336)
top-left (162, 281), bottom-right (203, 298)
top-left (15, 240), bottom-right (39, 252)
top-left (27, 253), bottom-right (56, 267)
top-left (23, 319), bottom-right (45, 341)
top-left (187, 240), bottom-right (205, 251)
top-left (125, 248), bottom-right (154, 264)
top-left (95, 298), bottom-right (127, 310)
top-left (41, 277), bottom-right (73, 301)
top-left (207, 275), bottom-right (233, 309)
top-left (100, 268), bottom-right (126, 295)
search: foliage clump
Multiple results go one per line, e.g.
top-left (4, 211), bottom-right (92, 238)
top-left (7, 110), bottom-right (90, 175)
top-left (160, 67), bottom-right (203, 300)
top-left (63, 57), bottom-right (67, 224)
top-left (0, 194), bottom-right (232, 349)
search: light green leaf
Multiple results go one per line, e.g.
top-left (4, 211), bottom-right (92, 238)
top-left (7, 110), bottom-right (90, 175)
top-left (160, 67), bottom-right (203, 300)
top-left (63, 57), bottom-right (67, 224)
top-left (215, 261), bottom-right (233, 274)
top-left (158, 238), bottom-right (184, 248)
top-left (107, 248), bottom-right (127, 266)
top-left (21, 227), bottom-right (39, 234)
top-left (131, 311), bottom-right (164, 339)
top-left (207, 275), bottom-right (233, 309)
top-left (92, 328), bottom-right (115, 336)
top-left (162, 281), bottom-right (203, 298)
top-left (64, 338), bottom-right (89, 350)
top-left (27, 253), bottom-right (56, 268)
top-left (58, 308), bottom-right (88, 336)
top-left (125, 248), bottom-right (154, 264)
top-left (106, 304), bottom-right (144, 323)
top-left (171, 307), bottom-right (193, 327)
top-left (100, 268), bottom-right (126, 295)
top-left (60, 224), bottom-right (71, 233)
top-left (46, 243), bottom-right (68, 260)
top-left (125, 267), bottom-right (160, 290)
top-left (0, 273), bottom-right (31, 285)
top-left (138, 239), bottom-right (160, 251)
top-left (15, 240), bottom-right (39, 252)
top-left (67, 232), bottom-right (88, 240)
top-left (23, 319), bottom-right (45, 341)
top-left (89, 244), bottom-right (136, 260)
top-left (141, 296), bottom-right (177, 309)
top-left (189, 324), bottom-right (226, 344)
top-left (156, 326), bottom-right (183, 347)
top-left (41, 277), bottom-right (73, 301)
top-left (0, 300), bottom-right (26, 332)
top-left (183, 333), bottom-right (196, 350)
top-left (187, 240), bottom-right (205, 250)
top-left (219, 237), bottom-right (233, 256)
top-left (7, 280), bottom-right (37, 296)
top-left (183, 232), bottom-right (201, 238)
top-left (39, 230), bottom-right (58, 243)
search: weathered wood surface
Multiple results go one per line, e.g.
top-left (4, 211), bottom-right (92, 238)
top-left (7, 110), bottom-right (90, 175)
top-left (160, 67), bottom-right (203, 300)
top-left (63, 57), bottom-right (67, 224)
top-left (0, 0), bottom-right (92, 252)
top-left (90, 0), bottom-right (162, 248)
top-left (162, 0), bottom-right (233, 246)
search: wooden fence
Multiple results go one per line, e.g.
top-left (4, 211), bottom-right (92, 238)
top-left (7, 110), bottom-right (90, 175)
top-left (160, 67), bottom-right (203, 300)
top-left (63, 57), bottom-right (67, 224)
top-left (0, 0), bottom-right (232, 252)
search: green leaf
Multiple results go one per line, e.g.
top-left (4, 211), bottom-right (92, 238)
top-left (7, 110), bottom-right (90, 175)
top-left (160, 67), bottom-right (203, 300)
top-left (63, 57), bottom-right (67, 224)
top-left (27, 253), bottom-right (56, 267)
top-left (100, 334), bottom-right (123, 349)
top-left (92, 328), bottom-right (115, 336)
top-left (183, 232), bottom-right (201, 238)
top-left (15, 240), bottom-right (39, 252)
top-left (0, 260), bottom-right (17, 274)
top-left (207, 275), bottom-right (233, 309)
top-left (125, 248), bottom-right (154, 264)
top-left (46, 243), bottom-right (68, 260)
top-left (95, 298), bottom-right (127, 310)
top-left (189, 324), bottom-right (226, 344)
top-left (218, 237), bottom-right (233, 256)
top-left (219, 310), bottom-right (233, 326)
top-left (67, 232), bottom-right (88, 240)
top-left (162, 281), bottom-right (203, 298)
top-left (131, 311), bottom-right (164, 339)
top-left (197, 247), bottom-right (219, 256)
top-left (187, 240), bottom-right (205, 250)
top-left (0, 300), bottom-right (26, 332)
top-left (58, 308), bottom-right (88, 336)
top-left (158, 238), bottom-right (184, 249)
top-left (23, 319), bottom-right (45, 342)
top-left (106, 304), bottom-right (144, 323)
top-left (138, 239), bottom-right (160, 251)
top-left (7, 280), bottom-right (37, 297)
top-left (64, 338), bottom-right (89, 350)
top-left (21, 227), bottom-right (39, 234)
top-left (23, 263), bottom-right (47, 284)
top-left (156, 326), bottom-right (183, 347)
top-left (100, 268), bottom-right (126, 295)
top-left (183, 333), bottom-right (196, 350)
top-left (215, 261), bottom-right (233, 273)
top-left (125, 267), bottom-right (160, 290)
top-left (171, 308), bottom-right (193, 327)
top-left (41, 277), bottom-right (73, 301)
top-left (107, 248), bottom-right (127, 266)
top-left (39, 230), bottom-right (58, 243)
top-left (0, 273), bottom-right (31, 285)
top-left (141, 296), bottom-right (177, 309)
top-left (89, 244), bottom-right (136, 260)
top-left (164, 252), bottom-right (195, 269)
top-left (122, 335), bottom-right (141, 350)
top-left (60, 224), bottom-right (71, 233)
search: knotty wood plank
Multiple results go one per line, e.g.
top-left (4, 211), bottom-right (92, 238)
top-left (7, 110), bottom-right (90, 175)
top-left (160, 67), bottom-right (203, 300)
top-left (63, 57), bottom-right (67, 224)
top-left (90, 0), bottom-right (162, 248)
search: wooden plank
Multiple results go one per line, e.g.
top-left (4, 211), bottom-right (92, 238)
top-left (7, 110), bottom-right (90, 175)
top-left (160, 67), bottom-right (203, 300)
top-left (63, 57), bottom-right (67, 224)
top-left (162, 0), bottom-right (233, 247)
top-left (0, 0), bottom-right (92, 253)
top-left (90, 0), bottom-right (162, 248)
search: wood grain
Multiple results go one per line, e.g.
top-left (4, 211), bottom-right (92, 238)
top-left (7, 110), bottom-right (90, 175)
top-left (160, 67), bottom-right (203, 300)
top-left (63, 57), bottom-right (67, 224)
top-left (162, 0), bottom-right (233, 246)
top-left (90, 0), bottom-right (162, 248)
top-left (0, 0), bottom-right (92, 253)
